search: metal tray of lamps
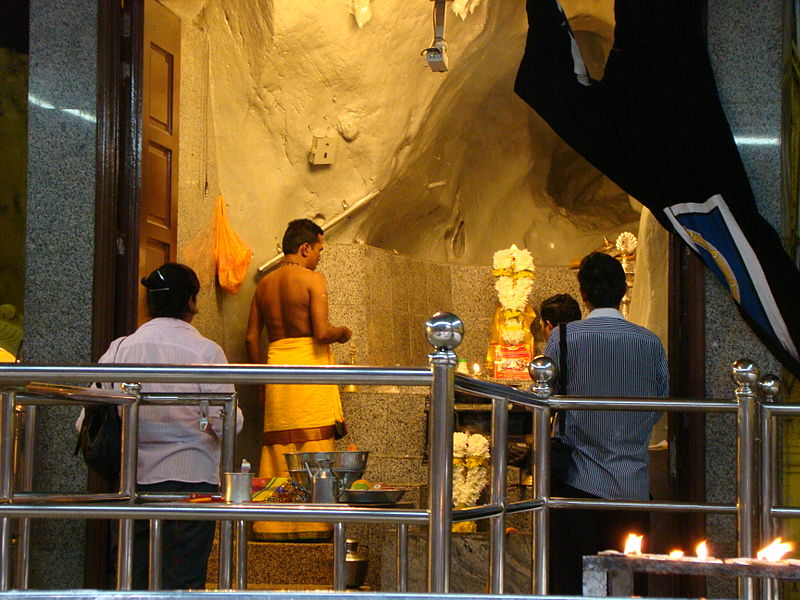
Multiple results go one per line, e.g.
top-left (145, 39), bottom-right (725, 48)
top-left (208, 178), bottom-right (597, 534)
top-left (341, 489), bottom-right (405, 505)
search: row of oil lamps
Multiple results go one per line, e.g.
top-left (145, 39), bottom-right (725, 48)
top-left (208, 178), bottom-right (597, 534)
top-left (618, 534), bottom-right (795, 564)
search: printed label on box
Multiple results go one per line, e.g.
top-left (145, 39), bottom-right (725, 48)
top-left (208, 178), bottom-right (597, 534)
top-left (494, 345), bottom-right (532, 380)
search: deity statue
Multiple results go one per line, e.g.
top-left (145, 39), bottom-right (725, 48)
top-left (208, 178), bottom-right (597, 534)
top-left (486, 303), bottom-right (537, 379)
top-left (486, 244), bottom-right (536, 380)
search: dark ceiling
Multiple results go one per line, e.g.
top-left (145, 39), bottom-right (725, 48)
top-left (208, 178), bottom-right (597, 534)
top-left (0, 0), bottom-right (29, 54)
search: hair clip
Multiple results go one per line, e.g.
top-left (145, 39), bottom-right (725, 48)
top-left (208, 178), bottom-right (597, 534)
top-left (148, 269), bottom-right (170, 292)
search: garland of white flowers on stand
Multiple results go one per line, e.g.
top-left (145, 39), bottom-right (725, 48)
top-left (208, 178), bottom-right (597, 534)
top-left (492, 244), bottom-right (536, 345)
top-left (452, 432), bottom-right (490, 533)
top-left (615, 231), bottom-right (638, 257)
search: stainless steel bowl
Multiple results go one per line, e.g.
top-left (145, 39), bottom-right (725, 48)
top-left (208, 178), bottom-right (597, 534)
top-left (284, 451), bottom-right (369, 491)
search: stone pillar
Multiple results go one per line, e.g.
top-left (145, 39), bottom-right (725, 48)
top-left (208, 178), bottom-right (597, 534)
top-left (705, 1), bottom-right (783, 596)
top-left (24, 0), bottom-right (97, 588)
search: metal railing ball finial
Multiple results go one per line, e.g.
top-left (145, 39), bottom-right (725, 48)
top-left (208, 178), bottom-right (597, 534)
top-left (732, 359), bottom-right (760, 387)
top-left (529, 355), bottom-right (556, 383)
top-left (758, 374), bottom-right (782, 401)
top-left (528, 355), bottom-right (555, 398)
top-left (425, 312), bottom-right (464, 350)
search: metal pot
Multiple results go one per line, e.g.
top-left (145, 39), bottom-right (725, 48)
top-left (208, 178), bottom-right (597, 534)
top-left (345, 539), bottom-right (369, 589)
top-left (285, 451), bottom-right (369, 491)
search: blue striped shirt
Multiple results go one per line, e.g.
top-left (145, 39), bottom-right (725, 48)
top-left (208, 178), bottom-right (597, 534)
top-left (544, 308), bottom-right (669, 500)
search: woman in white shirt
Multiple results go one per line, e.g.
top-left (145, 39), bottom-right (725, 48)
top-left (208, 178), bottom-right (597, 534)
top-left (98, 263), bottom-right (244, 589)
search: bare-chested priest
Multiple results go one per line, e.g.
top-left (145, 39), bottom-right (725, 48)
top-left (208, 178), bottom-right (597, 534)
top-left (246, 218), bottom-right (351, 540)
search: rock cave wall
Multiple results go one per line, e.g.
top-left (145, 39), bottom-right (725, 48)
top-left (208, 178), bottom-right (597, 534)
top-left (161, 0), bottom-right (657, 365)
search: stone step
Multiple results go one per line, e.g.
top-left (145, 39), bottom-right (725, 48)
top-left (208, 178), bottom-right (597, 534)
top-left (207, 539), bottom-right (335, 587)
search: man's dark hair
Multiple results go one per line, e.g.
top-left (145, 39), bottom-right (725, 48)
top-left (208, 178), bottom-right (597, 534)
top-left (540, 293), bottom-right (582, 327)
top-left (577, 252), bottom-right (627, 308)
top-left (282, 219), bottom-right (324, 255)
top-left (141, 263), bottom-right (200, 319)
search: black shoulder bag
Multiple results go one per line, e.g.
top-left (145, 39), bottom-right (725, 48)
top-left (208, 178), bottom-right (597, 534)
top-left (74, 338), bottom-right (126, 482)
top-left (550, 323), bottom-right (573, 483)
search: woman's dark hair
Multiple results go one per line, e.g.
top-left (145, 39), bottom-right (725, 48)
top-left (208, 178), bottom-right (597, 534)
top-left (282, 218), bottom-right (324, 254)
top-left (577, 252), bottom-right (627, 308)
top-left (141, 263), bottom-right (200, 319)
top-left (540, 293), bottom-right (582, 328)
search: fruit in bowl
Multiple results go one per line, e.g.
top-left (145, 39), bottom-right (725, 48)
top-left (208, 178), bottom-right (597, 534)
top-left (369, 481), bottom-right (395, 490)
top-left (350, 479), bottom-right (370, 490)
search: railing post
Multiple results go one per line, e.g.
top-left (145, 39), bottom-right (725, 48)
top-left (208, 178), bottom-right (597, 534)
top-left (759, 373), bottom-right (781, 600)
top-left (15, 404), bottom-right (36, 589)
top-left (235, 519), bottom-right (248, 590)
top-left (396, 523), bottom-right (408, 592)
top-left (0, 390), bottom-right (15, 591)
top-left (489, 395), bottom-right (508, 594)
top-left (425, 312), bottom-right (463, 594)
top-left (117, 383), bottom-right (140, 591)
top-left (529, 356), bottom-right (555, 596)
top-left (148, 519), bottom-right (162, 590)
top-left (733, 359), bottom-right (759, 600)
top-left (218, 393), bottom-right (237, 589)
top-left (333, 522), bottom-right (347, 591)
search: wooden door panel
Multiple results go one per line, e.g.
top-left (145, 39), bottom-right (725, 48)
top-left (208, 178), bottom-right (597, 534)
top-left (147, 44), bottom-right (175, 133)
top-left (147, 43), bottom-right (173, 132)
top-left (143, 238), bottom-right (170, 277)
top-left (143, 142), bottom-right (171, 227)
top-left (139, 0), bottom-right (180, 324)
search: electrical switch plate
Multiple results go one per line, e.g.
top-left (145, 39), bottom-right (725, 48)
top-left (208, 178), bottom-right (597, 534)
top-left (309, 136), bottom-right (337, 165)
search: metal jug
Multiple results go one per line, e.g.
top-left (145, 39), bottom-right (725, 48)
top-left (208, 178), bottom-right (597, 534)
top-left (310, 458), bottom-right (342, 503)
top-left (345, 539), bottom-right (369, 588)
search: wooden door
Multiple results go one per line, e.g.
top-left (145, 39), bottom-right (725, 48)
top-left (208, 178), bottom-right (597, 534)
top-left (138, 0), bottom-right (180, 323)
top-left (88, 0), bottom-right (181, 587)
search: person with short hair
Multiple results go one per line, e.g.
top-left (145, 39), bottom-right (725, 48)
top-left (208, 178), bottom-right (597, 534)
top-left (79, 262), bottom-right (244, 589)
top-left (246, 219), bottom-right (351, 541)
top-left (544, 252), bottom-right (668, 595)
top-left (538, 293), bottom-right (582, 340)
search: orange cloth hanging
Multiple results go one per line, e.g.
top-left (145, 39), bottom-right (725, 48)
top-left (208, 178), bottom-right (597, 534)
top-left (213, 194), bottom-right (253, 294)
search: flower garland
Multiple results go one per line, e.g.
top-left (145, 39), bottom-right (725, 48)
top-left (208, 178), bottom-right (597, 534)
top-left (615, 231), bottom-right (638, 256)
top-left (452, 0), bottom-right (483, 19)
top-left (492, 244), bottom-right (535, 345)
top-left (452, 432), bottom-right (490, 533)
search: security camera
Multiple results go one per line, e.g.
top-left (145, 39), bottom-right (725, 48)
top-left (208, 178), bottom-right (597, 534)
top-left (425, 41), bottom-right (448, 72)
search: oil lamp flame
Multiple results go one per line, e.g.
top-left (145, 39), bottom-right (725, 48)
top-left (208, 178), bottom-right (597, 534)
top-left (668, 550), bottom-right (685, 558)
top-left (624, 533), bottom-right (643, 555)
top-left (696, 541), bottom-right (709, 560)
top-left (756, 538), bottom-right (793, 562)
top-left (472, 362), bottom-right (481, 376)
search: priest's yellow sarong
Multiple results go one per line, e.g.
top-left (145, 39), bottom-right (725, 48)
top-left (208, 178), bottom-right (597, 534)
top-left (253, 337), bottom-right (344, 541)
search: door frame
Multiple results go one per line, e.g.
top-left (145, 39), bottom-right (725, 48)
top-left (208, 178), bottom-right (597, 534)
top-left (93, 0), bottom-right (142, 361)
top-left (92, 0), bottom-right (708, 593)
top-left (88, 0), bottom-right (144, 588)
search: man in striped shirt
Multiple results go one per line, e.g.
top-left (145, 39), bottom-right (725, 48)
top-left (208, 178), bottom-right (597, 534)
top-left (544, 251), bottom-right (669, 595)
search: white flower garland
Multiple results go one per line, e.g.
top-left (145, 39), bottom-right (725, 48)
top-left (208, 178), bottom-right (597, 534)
top-left (452, 432), bottom-right (490, 509)
top-left (492, 244), bottom-right (535, 345)
top-left (452, 0), bottom-right (483, 19)
top-left (615, 231), bottom-right (638, 256)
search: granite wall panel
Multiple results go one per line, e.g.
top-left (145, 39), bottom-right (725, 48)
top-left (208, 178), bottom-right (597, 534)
top-left (25, 0), bottom-right (98, 588)
top-left (706, 0), bottom-right (783, 596)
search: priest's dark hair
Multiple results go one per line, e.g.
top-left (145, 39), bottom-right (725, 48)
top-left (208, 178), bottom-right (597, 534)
top-left (540, 293), bottom-right (582, 328)
top-left (140, 263), bottom-right (200, 319)
top-left (577, 252), bottom-right (627, 309)
top-left (282, 218), bottom-right (324, 255)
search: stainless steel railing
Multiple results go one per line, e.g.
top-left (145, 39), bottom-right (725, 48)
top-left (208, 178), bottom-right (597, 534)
top-left (0, 313), bottom-right (785, 599)
top-left (0, 313), bottom-right (463, 594)
top-left (449, 356), bottom-right (774, 599)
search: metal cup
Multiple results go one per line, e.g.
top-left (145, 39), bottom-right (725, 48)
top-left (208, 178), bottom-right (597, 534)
top-left (224, 472), bottom-right (253, 503)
